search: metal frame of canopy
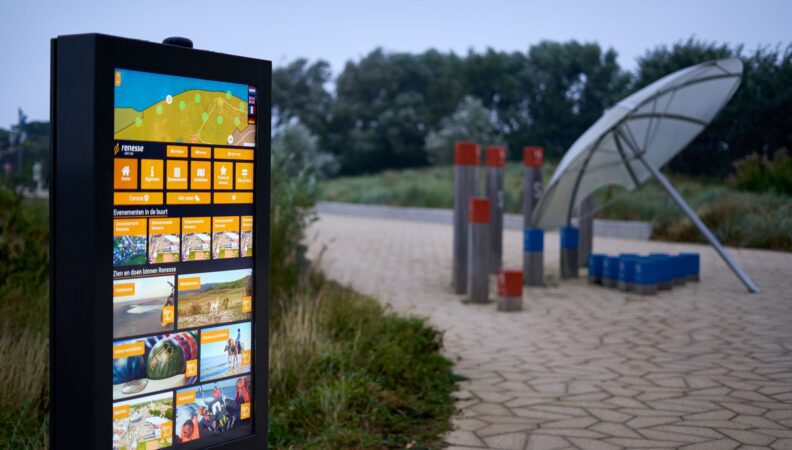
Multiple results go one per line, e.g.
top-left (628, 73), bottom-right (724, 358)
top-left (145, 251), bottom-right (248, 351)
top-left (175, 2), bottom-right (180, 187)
top-left (534, 60), bottom-right (759, 293)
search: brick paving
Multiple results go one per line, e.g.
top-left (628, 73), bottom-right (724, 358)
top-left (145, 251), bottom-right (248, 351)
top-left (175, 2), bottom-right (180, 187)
top-left (307, 213), bottom-right (792, 449)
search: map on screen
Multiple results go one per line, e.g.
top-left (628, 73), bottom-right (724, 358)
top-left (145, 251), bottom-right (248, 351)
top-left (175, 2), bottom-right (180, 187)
top-left (114, 69), bottom-right (256, 146)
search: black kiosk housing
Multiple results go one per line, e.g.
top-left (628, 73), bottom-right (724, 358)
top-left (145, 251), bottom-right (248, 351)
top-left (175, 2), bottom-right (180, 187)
top-left (50, 34), bottom-right (270, 449)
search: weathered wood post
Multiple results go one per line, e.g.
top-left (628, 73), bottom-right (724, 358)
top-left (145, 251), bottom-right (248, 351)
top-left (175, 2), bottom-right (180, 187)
top-left (522, 146), bottom-right (544, 286)
top-left (453, 141), bottom-right (481, 294)
top-left (578, 194), bottom-right (594, 268)
top-left (559, 226), bottom-right (579, 278)
top-left (468, 197), bottom-right (491, 303)
top-left (497, 269), bottom-right (523, 311)
top-left (485, 145), bottom-right (506, 274)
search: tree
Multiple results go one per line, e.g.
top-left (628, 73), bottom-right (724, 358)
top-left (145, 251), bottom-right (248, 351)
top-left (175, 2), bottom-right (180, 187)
top-left (272, 59), bottom-right (333, 136)
top-left (425, 96), bottom-right (501, 165)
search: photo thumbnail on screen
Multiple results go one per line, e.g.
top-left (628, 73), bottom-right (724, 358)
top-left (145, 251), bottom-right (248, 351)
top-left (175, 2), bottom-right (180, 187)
top-left (182, 217), bottom-right (211, 261)
top-left (200, 322), bottom-right (252, 382)
top-left (112, 392), bottom-right (174, 449)
top-left (177, 269), bottom-right (252, 329)
top-left (240, 216), bottom-right (253, 257)
top-left (113, 331), bottom-right (199, 400)
top-left (149, 218), bottom-right (180, 264)
top-left (175, 375), bottom-right (252, 444)
top-left (113, 275), bottom-right (176, 339)
top-left (114, 218), bottom-right (147, 267)
top-left (212, 216), bottom-right (240, 260)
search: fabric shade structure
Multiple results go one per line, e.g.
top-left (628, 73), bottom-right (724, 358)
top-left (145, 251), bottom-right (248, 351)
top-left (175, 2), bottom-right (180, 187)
top-left (533, 58), bottom-right (759, 293)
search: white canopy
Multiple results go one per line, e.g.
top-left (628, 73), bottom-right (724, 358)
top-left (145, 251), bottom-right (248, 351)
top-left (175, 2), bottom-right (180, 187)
top-left (534, 58), bottom-right (743, 228)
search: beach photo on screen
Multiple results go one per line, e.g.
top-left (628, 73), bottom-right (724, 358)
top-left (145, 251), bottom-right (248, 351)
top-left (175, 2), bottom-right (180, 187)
top-left (113, 331), bottom-right (199, 400)
top-left (174, 375), bottom-right (252, 445)
top-left (199, 322), bottom-right (252, 382)
top-left (113, 218), bottom-right (147, 266)
top-left (112, 392), bottom-right (174, 450)
top-left (177, 269), bottom-right (252, 328)
top-left (113, 275), bottom-right (175, 339)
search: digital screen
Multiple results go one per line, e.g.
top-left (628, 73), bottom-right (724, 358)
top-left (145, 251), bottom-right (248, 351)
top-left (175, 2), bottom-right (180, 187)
top-left (112, 68), bottom-right (256, 448)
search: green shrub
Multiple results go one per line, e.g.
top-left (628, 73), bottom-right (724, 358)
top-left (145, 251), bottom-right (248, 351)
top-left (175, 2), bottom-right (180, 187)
top-left (730, 150), bottom-right (792, 195)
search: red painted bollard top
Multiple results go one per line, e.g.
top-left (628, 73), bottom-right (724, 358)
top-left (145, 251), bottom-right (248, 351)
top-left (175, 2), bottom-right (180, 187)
top-left (523, 146), bottom-right (544, 167)
top-left (498, 270), bottom-right (523, 297)
top-left (454, 141), bottom-right (481, 166)
top-left (486, 145), bottom-right (506, 167)
top-left (469, 197), bottom-right (491, 223)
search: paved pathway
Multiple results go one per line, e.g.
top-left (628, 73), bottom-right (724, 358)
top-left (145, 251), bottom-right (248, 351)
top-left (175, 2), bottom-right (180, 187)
top-left (307, 212), bottom-right (792, 450)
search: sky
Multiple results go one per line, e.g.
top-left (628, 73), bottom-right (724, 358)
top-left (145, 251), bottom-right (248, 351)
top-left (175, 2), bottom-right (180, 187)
top-left (1, 0), bottom-right (790, 128)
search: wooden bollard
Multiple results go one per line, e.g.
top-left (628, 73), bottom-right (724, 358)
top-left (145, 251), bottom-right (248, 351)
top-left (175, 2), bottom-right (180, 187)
top-left (578, 194), bottom-right (594, 268)
top-left (523, 228), bottom-right (544, 287)
top-left (485, 146), bottom-right (506, 274)
top-left (559, 226), bottom-right (579, 278)
top-left (453, 141), bottom-right (480, 294)
top-left (497, 269), bottom-right (523, 311)
top-left (468, 197), bottom-right (490, 303)
top-left (522, 146), bottom-right (543, 284)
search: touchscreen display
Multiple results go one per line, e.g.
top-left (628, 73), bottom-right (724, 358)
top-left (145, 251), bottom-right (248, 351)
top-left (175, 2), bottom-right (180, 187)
top-left (112, 68), bottom-right (256, 448)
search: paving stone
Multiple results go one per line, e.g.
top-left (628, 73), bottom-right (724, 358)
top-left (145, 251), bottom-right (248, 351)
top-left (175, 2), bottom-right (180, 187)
top-left (524, 434), bottom-right (569, 450)
top-left (481, 432), bottom-right (527, 449)
top-left (310, 213), bottom-right (792, 449)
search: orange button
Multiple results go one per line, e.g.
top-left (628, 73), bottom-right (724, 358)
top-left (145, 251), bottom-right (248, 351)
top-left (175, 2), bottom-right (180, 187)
top-left (214, 192), bottom-right (253, 204)
top-left (113, 282), bottom-right (136, 298)
top-left (113, 341), bottom-right (145, 359)
top-left (191, 146), bottom-right (211, 159)
top-left (176, 390), bottom-right (197, 406)
top-left (114, 218), bottom-right (147, 237)
top-left (114, 192), bottom-right (163, 206)
top-left (241, 215), bottom-right (253, 232)
top-left (112, 404), bottom-right (130, 420)
top-left (201, 328), bottom-right (230, 344)
top-left (178, 276), bottom-right (201, 291)
top-left (167, 160), bottom-right (188, 190)
top-left (166, 191), bottom-right (210, 205)
top-left (235, 162), bottom-right (254, 190)
top-left (114, 158), bottom-right (138, 190)
top-left (190, 161), bottom-right (211, 190)
top-left (182, 217), bottom-right (210, 233)
top-left (214, 162), bottom-right (233, 190)
top-left (215, 147), bottom-right (254, 161)
top-left (140, 159), bottom-right (164, 189)
top-left (212, 216), bottom-right (240, 232)
top-left (167, 145), bottom-right (188, 158)
top-left (149, 217), bottom-right (180, 235)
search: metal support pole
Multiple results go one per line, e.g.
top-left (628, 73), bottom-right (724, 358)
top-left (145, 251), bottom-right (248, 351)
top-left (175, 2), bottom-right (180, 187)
top-left (486, 146), bottom-right (505, 274)
top-left (638, 157), bottom-right (759, 293)
top-left (468, 198), bottom-right (491, 303)
top-left (578, 194), bottom-right (594, 268)
top-left (453, 142), bottom-right (480, 294)
top-left (560, 227), bottom-right (579, 278)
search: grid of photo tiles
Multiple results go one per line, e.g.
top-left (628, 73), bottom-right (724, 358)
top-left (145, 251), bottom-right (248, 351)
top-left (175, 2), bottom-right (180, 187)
top-left (112, 68), bottom-right (257, 449)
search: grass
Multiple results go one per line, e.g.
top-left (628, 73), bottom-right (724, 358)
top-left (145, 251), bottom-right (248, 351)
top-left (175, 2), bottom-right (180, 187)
top-left (268, 274), bottom-right (457, 449)
top-left (321, 163), bottom-right (792, 251)
top-left (0, 186), bottom-right (457, 449)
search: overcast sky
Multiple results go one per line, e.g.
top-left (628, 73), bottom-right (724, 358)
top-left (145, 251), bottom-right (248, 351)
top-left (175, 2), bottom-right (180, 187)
top-left (1, 0), bottom-right (789, 128)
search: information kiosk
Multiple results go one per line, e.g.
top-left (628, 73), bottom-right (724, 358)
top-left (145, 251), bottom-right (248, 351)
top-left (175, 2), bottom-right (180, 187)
top-left (50, 34), bottom-right (270, 449)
